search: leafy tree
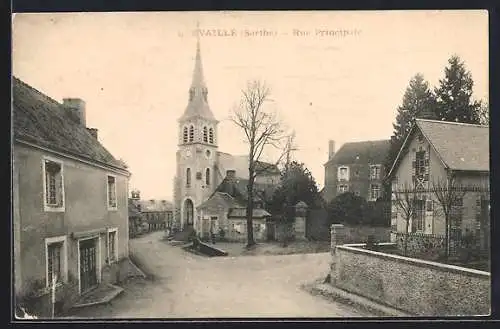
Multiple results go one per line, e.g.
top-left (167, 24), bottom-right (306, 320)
top-left (269, 161), bottom-right (321, 245)
top-left (478, 99), bottom-right (489, 125)
top-left (327, 192), bottom-right (367, 226)
top-left (385, 74), bottom-right (436, 180)
top-left (434, 55), bottom-right (482, 124)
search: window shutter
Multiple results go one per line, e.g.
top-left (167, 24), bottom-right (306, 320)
top-left (57, 172), bottom-right (63, 206)
top-left (412, 161), bottom-right (416, 168)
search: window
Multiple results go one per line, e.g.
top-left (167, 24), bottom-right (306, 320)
top-left (203, 126), bottom-right (208, 142)
top-left (183, 127), bottom-right (188, 143)
top-left (369, 165), bottom-right (381, 180)
top-left (107, 229), bottom-right (118, 263)
top-left (205, 168), bottom-right (210, 186)
top-left (43, 159), bottom-right (64, 211)
top-left (415, 151), bottom-right (426, 181)
top-left (186, 168), bottom-right (191, 187)
top-left (370, 184), bottom-right (380, 201)
top-left (45, 236), bottom-right (67, 287)
top-left (412, 199), bottom-right (425, 232)
top-left (426, 200), bottom-right (433, 212)
top-left (209, 128), bottom-right (214, 144)
top-left (338, 184), bottom-right (348, 193)
top-left (107, 175), bottom-right (117, 210)
top-left (338, 166), bottom-right (349, 181)
top-left (189, 125), bottom-right (194, 142)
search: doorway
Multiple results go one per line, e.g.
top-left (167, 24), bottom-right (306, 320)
top-left (79, 238), bottom-right (98, 293)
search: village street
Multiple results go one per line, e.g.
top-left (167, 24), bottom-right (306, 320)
top-left (66, 231), bottom-right (370, 318)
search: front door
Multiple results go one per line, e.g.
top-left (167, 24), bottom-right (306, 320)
top-left (80, 238), bottom-right (98, 293)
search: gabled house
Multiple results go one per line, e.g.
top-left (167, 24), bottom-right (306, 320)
top-left (13, 77), bottom-right (131, 316)
top-left (196, 170), bottom-right (274, 242)
top-left (323, 139), bottom-right (390, 203)
top-left (386, 119), bottom-right (490, 251)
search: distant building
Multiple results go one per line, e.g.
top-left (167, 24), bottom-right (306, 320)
top-left (387, 119), bottom-right (490, 251)
top-left (13, 77), bottom-right (130, 316)
top-left (323, 139), bottom-right (391, 203)
top-left (139, 199), bottom-right (174, 231)
top-left (172, 38), bottom-right (280, 232)
top-left (197, 169), bottom-right (275, 241)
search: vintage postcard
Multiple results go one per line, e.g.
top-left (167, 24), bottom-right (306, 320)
top-left (11, 10), bottom-right (489, 320)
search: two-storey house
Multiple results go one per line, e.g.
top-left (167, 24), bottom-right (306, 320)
top-left (386, 119), bottom-right (490, 252)
top-left (323, 139), bottom-right (391, 203)
top-left (13, 77), bottom-right (131, 316)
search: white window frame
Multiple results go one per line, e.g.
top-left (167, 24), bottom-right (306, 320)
top-left (370, 184), bottom-right (380, 201)
top-left (107, 174), bottom-right (118, 211)
top-left (42, 157), bottom-right (65, 212)
top-left (45, 235), bottom-right (68, 288)
top-left (107, 227), bottom-right (118, 264)
top-left (338, 166), bottom-right (349, 181)
top-left (369, 164), bottom-right (381, 180)
top-left (338, 184), bottom-right (349, 193)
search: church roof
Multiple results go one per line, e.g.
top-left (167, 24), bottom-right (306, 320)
top-left (179, 39), bottom-right (217, 123)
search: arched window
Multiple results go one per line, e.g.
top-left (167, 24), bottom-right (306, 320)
top-left (205, 168), bottom-right (210, 186)
top-left (186, 168), bottom-right (191, 187)
top-left (203, 126), bottom-right (208, 143)
top-left (209, 128), bottom-right (214, 144)
top-left (189, 125), bottom-right (194, 142)
top-left (183, 127), bottom-right (188, 143)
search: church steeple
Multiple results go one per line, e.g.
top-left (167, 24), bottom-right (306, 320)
top-left (179, 23), bottom-right (217, 123)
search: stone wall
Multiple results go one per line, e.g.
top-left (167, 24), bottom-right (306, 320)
top-left (330, 242), bottom-right (490, 316)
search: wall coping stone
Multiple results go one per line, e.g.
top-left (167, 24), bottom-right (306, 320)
top-left (338, 244), bottom-right (490, 279)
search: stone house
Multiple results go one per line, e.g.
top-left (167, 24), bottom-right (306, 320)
top-left (323, 139), bottom-right (390, 204)
top-left (386, 119), bottom-right (490, 251)
top-left (13, 77), bottom-right (130, 316)
top-left (138, 198), bottom-right (173, 231)
top-left (196, 170), bottom-right (273, 242)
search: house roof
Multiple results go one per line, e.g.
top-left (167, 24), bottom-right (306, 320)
top-left (387, 119), bottom-right (489, 178)
top-left (139, 199), bottom-right (173, 212)
top-left (325, 139), bottom-right (390, 166)
top-left (12, 77), bottom-right (128, 171)
top-left (197, 192), bottom-right (243, 210)
top-left (228, 208), bottom-right (272, 219)
top-left (214, 176), bottom-right (278, 204)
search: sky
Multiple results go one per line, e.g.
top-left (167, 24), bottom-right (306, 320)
top-left (12, 10), bottom-right (488, 200)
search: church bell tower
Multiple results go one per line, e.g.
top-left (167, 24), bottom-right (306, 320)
top-left (173, 30), bottom-right (219, 231)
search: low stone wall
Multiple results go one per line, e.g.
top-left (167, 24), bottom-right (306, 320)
top-left (331, 243), bottom-right (491, 316)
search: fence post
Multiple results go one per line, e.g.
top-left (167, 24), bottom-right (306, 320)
top-left (330, 224), bottom-right (345, 285)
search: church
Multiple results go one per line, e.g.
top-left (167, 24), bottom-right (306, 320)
top-left (172, 38), bottom-right (280, 239)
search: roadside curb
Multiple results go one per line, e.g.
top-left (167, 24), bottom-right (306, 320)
top-left (301, 280), bottom-right (412, 317)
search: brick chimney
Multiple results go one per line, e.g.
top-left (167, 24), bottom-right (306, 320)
top-left (328, 140), bottom-right (336, 160)
top-left (63, 98), bottom-right (86, 126)
top-left (87, 128), bottom-right (98, 139)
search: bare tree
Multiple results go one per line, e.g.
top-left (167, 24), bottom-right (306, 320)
top-left (231, 80), bottom-right (288, 248)
top-left (392, 182), bottom-right (420, 256)
top-left (432, 175), bottom-right (468, 259)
